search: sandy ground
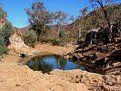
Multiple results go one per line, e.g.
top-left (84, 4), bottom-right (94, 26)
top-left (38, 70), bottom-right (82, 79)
top-left (0, 44), bottom-right (89, 91)
top-left (0, 44), bottom-right (121, 91)
top-left (0, 62), bottom-right (90, 91)
top-left (0, 62), bottom-right (120, 91)
top-left (35, 43), bottom-right (77, 55)
top-left (1, 43), bottom-right (77, 63)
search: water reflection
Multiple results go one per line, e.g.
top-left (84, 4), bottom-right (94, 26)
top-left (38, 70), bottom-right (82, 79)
top-left (26, 57), bottom-right (53, 73)
top-left (25, 55), bottom-right (85, 73)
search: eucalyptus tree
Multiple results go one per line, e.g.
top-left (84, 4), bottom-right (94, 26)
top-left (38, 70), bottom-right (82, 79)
top-left (54, 11), bottom-right (69, 38)
top-left (89, 0), bottom-right (116, 28)
top-left (26, 2), bottom-right (55, 41)
top-left (79, 7), bottom-right (89, 40)
top-left (88, 0), bottom-right (119, 41)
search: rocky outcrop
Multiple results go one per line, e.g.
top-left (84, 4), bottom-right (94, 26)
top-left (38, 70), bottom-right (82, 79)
top-left (65, 38), bottom-right (121, 75)
top-left (51, 69), bottom-right (121, 91)
top-left (8, 33), bottom-right (39, 56)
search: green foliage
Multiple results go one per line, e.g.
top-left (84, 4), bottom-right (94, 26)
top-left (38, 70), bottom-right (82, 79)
top-left (0, 23), bottom-right (13, 55)
top-left (24, 29), bottom-right (37, 46)
top-left (67, 38), bottom-right (77, 43)
top-left (51, 38), bottom-right (67, 46)
top-left (59, 30), bottom-right (67, 39)
top-left (51, 38), bottom-right (61, 46)
top-left (26, 2), bottom-right (55, 41)
top-left (39, 37), bottom-right (52, 43)
top-left (0, 45), bottom-right (9, 56)
top-left (0, 7), bottom-right (13, 55)
top-left (0, 7), bottom-right (7, 19)
top-left (0, 37), bottom-right (5, 45)
top-left (0, 22), bottom-right (13, 45)
top-left (73, 4), bottom-right (121, 40)
top-left (80, 7), bottom-right (88, 16)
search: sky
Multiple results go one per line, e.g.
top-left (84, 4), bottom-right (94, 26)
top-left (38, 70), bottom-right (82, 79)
top-left (0, 0), bottom-right (120, 28)
top-left (0, 0), bottom-right (89, 28)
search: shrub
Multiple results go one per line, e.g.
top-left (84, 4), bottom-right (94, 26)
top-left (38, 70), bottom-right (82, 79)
top-left (51, 38), bottom-right (61, 46)
top-left (59, 31), bottom-right (67, 39)
top-left (51, 38), bottom-right (67, 46)
top-left (24, 30), bottom-right (37, 46)
top-left (0, 45), bottom-right (9, 56)
top-left (0, 22), bottom-right (13, 56)
top-left (0, 7), bottom-right (13, 55)
top-left (0, 37), bottom-right (5, 45)
top-left (39, 37), bottom-right (52, 43)
top-left (0, 36), bottom-right (9, 55)
top-left (0, 7), bottom-right (7, 19)
top-left (0, 23), bottom-right (13, 45)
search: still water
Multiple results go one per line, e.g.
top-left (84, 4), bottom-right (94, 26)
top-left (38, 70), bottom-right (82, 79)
top-left (25, 55), bottom-right (85, 73)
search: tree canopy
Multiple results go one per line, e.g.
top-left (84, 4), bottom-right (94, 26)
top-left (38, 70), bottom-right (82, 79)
top-left (26, 2), bottom-right (55, 41)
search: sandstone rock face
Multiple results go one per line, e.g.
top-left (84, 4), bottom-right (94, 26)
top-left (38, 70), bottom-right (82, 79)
top-left (8, 33), bottom-right (39, 56)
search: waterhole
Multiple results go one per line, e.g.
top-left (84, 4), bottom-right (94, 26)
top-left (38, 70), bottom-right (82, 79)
top-left (25, 55), bottom-right (86, 73)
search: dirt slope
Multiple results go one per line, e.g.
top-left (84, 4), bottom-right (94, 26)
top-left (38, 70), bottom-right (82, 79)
top-left (0, 61), bottom-right (120, 91)
top-left (0, 62), bottom-right (89, 91)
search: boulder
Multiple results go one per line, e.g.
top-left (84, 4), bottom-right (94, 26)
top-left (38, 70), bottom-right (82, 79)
top-left (8, 33), bottom-right (40, 56)
top-left (95, 58), bottom-right (105, 67)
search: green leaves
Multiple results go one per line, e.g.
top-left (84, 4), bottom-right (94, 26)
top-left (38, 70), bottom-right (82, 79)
top-left (24, 29), bottom-right (37, 45)
top-left (0, 45), bottom-right (9, 56)
top-left (26, 2), bottom-right (54, 41)
top-left (0, 22), bottom-right (13, 45)
top-left (0, 7), bottom-right (13, 55)
top-left (0, 7), bottom-right (7, 19)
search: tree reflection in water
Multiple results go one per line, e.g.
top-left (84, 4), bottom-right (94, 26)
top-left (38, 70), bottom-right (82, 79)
top-left (55, 56), bottom-right (67, 70)
top-left (25, 55), bottom-right (84, 73)
top-left (26, 56), bottom-right (53, 73)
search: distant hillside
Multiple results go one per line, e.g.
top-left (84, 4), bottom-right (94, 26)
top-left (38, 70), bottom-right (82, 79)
top-left (17, 4), bottom-right (121, 39)
top-left (69, 3), bottom-right (121, 39)
top-left (18, 25), bottom-right (65, 31)
top-left (17, 25), bottom-right (67, 38)
top-left (17, 26), bottom-right (30, 31)
top-left (79, 4), bottom-right (121, 29)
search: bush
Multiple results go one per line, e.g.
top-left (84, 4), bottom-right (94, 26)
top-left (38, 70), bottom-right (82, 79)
top-left (51, 38), bottom-right (61, 46)
top-left (59, 31), bottom-right (67, 39)
top-left (51, 38), bottom-right (67, 46)
top-left (0, 7), bottom-right (13, 55)
top-left (0, 23), bottom-right (13, 56)
top-left (24, 30), bottom-right (37, 46)
top-left (39, 37), bottom-right (52, 43)
top-left (0, 37), bottom-right (5, 45)
top-left (0, 7), bottom-right (7, 19)
top-left (3, 28), bottom-right (13, 45)
top-left (0, 22), bottom-right (13, 46)
top-left (0, 36), bottom-right (9, 55)
top-left (0, 45), bottom-right (9, 56)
